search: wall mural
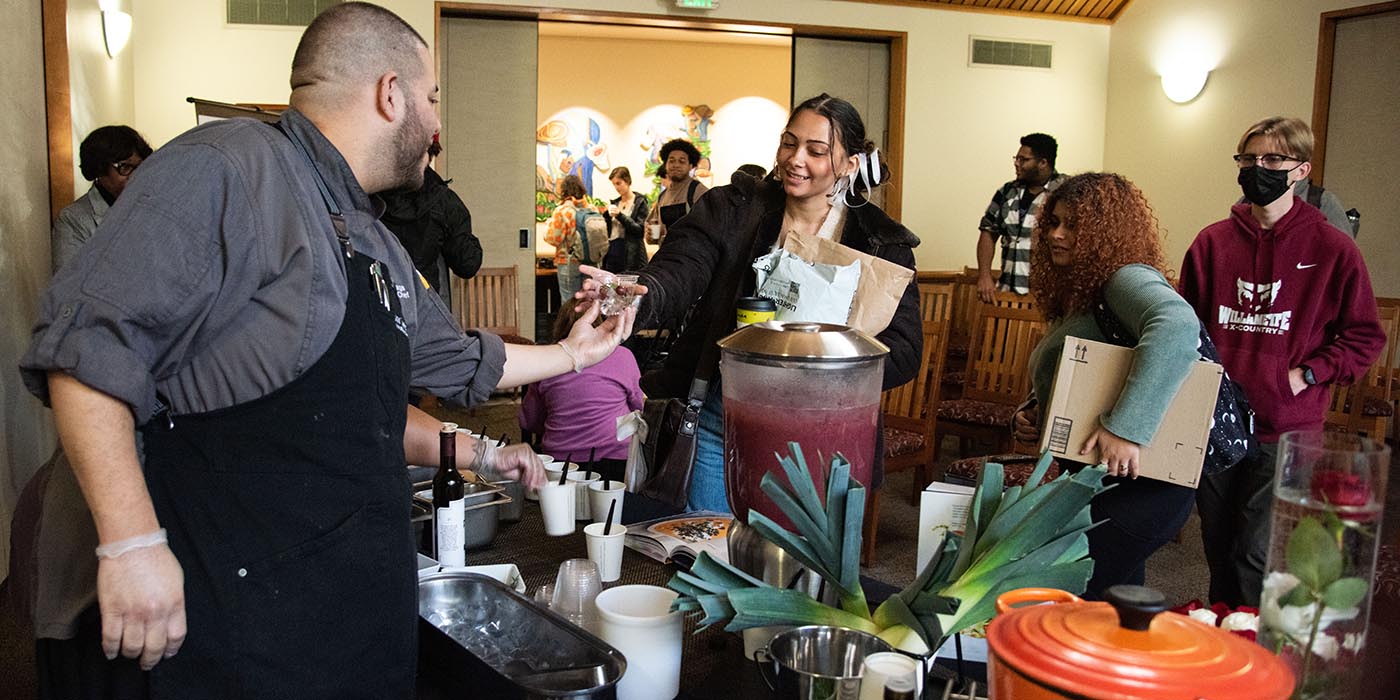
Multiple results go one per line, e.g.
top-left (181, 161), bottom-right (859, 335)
top-left (535, 104), bottom-right (716, 221)
top-left (535, 117), bottom-right (611, 221)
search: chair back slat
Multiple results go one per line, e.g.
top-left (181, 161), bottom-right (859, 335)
top-left (455, 265), bottom-right (520, 338)
top-left (961, 293), bottom-right (1045, 406)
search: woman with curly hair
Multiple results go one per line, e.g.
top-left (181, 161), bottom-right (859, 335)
top-left (1013, 172), bottom-right (1200, 598)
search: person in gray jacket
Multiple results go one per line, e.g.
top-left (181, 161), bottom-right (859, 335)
top-left (20, 4), bottom-right (633, 697)
top-left (50, 125), bottom-right (151, 272)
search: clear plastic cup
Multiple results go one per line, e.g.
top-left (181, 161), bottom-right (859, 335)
top-left (601, 274), bottom-right (642, 317)
top-left (551, 558), bottom-right (603, 631)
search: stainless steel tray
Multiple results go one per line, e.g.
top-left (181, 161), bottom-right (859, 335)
top-left (418, 572), bottom-right (626, 699)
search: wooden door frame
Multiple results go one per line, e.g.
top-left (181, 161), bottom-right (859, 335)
top-left (434, 2), bottom-right (908, 219)
top-left (1310, 0), bottom-right (1400, 185)
top-left (42, 0), bottom-right (73, 222)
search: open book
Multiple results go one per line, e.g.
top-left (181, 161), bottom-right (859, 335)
top-left (624, 512), bottom-right (731, 567)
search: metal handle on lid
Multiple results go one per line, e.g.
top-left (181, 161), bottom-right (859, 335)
top-left (1104, 585), bottom-right (1168, 631)
top-left (784, 323), bottom-right (823, 333)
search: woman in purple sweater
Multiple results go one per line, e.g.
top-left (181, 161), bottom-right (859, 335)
top-left (520, 304), bottom-right (644, 481)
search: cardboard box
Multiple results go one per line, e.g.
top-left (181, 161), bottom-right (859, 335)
top-left (1039, 336), bottom-right (1222, 488)
top-left (916, 482), bottom-right (976, 576)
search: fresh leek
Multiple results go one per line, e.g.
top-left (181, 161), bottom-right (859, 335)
top-left (667, 443), bottom-right (1110, 653)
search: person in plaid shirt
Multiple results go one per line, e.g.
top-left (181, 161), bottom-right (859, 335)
top-left (975, 133), bottom-right (1065, 300)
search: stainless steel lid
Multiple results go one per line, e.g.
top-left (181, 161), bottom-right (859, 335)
top-left (717, 321), bottom-right (888, 361)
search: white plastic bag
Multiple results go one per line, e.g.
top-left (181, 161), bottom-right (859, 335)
top-left (751, 250), bottom-right (862, 325)
top-left (616, 410), bottom-right (649, 493)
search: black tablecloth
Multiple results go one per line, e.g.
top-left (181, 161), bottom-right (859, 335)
top-left (417, 492), bottom-right (963, 699)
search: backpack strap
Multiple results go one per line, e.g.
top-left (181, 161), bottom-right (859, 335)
top-left (685, 179), bottom-right (701, 213)
top-left (1305, 182), bottom-right (1324, 209)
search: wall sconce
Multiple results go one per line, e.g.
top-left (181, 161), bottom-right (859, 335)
top-left (101, 0), bottom-right (132, 59)
top-left (1160, 66), bottom-right (1209, 103)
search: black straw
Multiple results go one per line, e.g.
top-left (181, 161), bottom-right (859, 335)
top-left (558, 461), bottom-right (570, 486)
top-left (603, 499), bottom-right (617, 536)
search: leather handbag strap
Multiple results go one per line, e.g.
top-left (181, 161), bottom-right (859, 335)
top-left (676, 189), bottom-right (769, 432)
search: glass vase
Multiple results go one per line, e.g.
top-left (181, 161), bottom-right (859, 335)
top-left (1260, 431), bottom-right (1389, 699)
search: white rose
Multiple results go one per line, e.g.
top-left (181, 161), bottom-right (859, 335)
top-left (1259, 571), bottom-right (1360, 639)
top-left (1310, 633), bottom-right (1340, 661)
top-left (1187, 608), bottom-right (1219, 626)
top-left (1342, 632), bottom-right (1365, 654)
top-left (1219, 611), bottom-right (1258, 633)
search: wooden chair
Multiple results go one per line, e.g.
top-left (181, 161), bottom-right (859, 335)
top-left (453, 266), bottom-right (525, 342)
top-left (934, 292), bottom-right (1045, 458)
top-left (862, 283), bottom-right (954, 566)
top-left (1326, 301), bottom-right (1399, 441)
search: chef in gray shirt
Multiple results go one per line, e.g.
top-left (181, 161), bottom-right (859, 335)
top-left (19, 3), bottom-right (634, 698)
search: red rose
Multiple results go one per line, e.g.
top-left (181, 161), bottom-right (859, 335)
top-left (1232, 629), bottom-right (1257, 642)
top-left (1170, 599), bottom-right (1205, 615)
top-left (1310, 469), bottom-right (1372, 507)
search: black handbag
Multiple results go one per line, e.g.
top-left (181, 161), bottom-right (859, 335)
top-left (635, 190), bottom-right (766, 508)
top-left (1091, 302), bottom-right (1256, 475)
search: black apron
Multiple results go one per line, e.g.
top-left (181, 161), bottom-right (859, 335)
top-left (139, 133), bottom-right (414, 699)
top-left (658, 179), bottom-right (701, 229)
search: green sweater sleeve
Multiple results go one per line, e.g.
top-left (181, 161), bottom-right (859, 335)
top-left (1098, 264), bottom-right (1202, 445)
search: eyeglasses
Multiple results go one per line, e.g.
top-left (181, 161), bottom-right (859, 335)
top-left (112, 160), bottom-right (141, 176)
top-left (1232, 153), bottom-right (1300, 169)
top-left (1012, 156), bottom-right (1041, 165)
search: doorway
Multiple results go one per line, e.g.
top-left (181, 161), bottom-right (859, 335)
top-left (436, 5), bottom-right (906, 340)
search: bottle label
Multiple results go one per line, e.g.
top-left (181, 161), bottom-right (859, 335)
top-left (436, 499), bottom-right (466, 567)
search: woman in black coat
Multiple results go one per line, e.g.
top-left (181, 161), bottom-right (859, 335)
top-left (601, 166), bottom-right (650, 273)
top-left (581, 94), bottom-right (922, 512)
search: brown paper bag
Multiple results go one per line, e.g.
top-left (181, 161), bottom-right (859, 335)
top-left (783, 234), bottom-right (913, 334)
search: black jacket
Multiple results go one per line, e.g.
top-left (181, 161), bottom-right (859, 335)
top-left (380, 168), bottom-right (483, 291)
top-left (637, 173), bottom-right (923, 396)
top-left (602, 194), bottom-right (651, 273)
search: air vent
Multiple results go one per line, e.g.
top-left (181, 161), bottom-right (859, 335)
top-left (970, 37), bottom-right (1052, 69)
top-left (228, 0), bottom-right (342, 26)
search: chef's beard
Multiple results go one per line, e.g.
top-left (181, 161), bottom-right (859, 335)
top-left (387, 99), bottom-right (432, 193)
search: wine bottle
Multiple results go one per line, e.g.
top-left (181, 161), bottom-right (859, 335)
top-left (433, 422), bottom-right (466, 567)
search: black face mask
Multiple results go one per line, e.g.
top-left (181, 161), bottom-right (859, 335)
top-left (1238, 165), bottom-right (1292, 206)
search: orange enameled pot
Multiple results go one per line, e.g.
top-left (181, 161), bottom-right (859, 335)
top-left (985, 586), bottom-right (1294, 700)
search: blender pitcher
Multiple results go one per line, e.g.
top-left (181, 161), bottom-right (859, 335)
top-left (719, 321), bottom-right (888, 530)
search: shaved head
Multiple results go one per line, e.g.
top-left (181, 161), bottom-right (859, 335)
top-left (291, 2), bottom-right (428, 95)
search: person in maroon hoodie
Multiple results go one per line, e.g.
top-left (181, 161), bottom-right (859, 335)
top-left (1180, 116), bottom-right (1385, 608)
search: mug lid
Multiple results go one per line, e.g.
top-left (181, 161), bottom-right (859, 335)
top-left (987, 587), bottom-right (1294, 700)
top-left (718, 321), bottom-right (888, 361)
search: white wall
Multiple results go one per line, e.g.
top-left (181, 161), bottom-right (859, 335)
top-left (126, 0), bottom-right (1110, 272)
top-left (2, 0), bottom-right (59, 580)
top-left (1103, 0), bottom-right (1361, 269)
top-left (129, 0), bottom-right (434, 149)
top-left (68, 0), bottom-right (137, 198)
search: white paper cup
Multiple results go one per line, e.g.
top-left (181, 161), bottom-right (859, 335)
top-left (595, 585), bottom-right (682, 700)
top-left (525, 454), bottom-right (555, 501)
top-left (583, 522), bottom-right (626, 582)
top-left (538, 481), bottom-right (576, 536)
top-left (648, 223), bottom-right (662, 240)
top-left (567, 470), bottom-right (600, 520)
top-left (859, 652), bottom-right (922, 700)
top-left (588, 480), bottom-right (626, 526)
